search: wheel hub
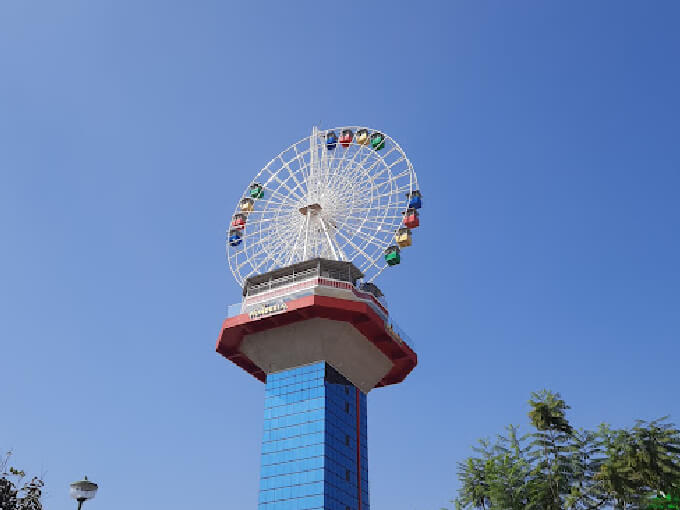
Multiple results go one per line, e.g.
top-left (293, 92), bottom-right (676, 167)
top-left (299, 203), bottom-right (322, 215)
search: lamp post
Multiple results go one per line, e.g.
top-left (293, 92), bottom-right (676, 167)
top-left (69, 476), bottom-right (98, 510)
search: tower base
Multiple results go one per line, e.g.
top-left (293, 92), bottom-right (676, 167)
top-left (259, 362), bottom-right (369, 510)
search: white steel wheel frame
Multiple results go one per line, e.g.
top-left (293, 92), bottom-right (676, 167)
top-left (227, 126), bottom-right (418, 287)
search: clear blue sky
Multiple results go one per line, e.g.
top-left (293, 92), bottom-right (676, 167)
top-left (1, 2), bottom-right (679, 509)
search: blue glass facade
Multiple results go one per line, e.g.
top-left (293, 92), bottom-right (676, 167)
top-left (260, 362), bottom-right (369, 510)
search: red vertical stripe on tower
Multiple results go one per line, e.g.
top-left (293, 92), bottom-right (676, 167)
top-left (356, 387), bottom-right (362, 510)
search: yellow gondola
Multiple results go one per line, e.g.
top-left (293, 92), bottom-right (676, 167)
top-left (355, 129), bottom-right (370, 145)
top-left (240, 197), bottom-right (254, 213)
top-left (395, 227), bottom-right (412, 248)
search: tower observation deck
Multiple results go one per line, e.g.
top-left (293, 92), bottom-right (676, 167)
top-left (218, 127), bottom-right (422, 510)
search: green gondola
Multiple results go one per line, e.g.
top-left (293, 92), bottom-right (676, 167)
top-left (249, 183), bottom-right (264, 199)
top-left (384, 245), bottom-right (401, 266)
top-left (370, 132), bottom-right (385, 151)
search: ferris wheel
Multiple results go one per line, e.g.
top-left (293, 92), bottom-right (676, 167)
top-left (226, 126), bottom-right (423, 287)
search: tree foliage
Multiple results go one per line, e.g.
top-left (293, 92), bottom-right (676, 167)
top-left (0, 452), bottom-right (43, 510)
top-left (453, 391), bottom-right (680, 510)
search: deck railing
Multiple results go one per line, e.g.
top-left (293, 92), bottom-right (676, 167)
top-left (224, 275), bottom-right (415, 351)
top-left (246, 267), bottom-right (319, 296)
top-left (245, 275), bottom-right (388, 316)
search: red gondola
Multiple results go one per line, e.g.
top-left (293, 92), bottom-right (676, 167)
top-left (231, 213), bottom-right (247, 228)
top-left (339, 129), bottom-right (354, 148)
top-left (403, 208), bottom-right (419, 229)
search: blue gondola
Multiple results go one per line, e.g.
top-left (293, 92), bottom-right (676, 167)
top-left (228, 229), bottom-right (243, 247)
top-left (326, 131), bottom-right (338, 150)
top-left (406, 190), bottom-right (422, 209)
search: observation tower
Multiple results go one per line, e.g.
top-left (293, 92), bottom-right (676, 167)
top-left (217, 126), bottom-right (423, 510)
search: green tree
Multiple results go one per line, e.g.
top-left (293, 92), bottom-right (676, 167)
top-left (453, 391), bottom-right (680, 510)
top-left (455, 428), bottom-right (533, 510)
top-left (598, 425), bottom-right (644, 509)
top-left (0, 452), bottom-right (44, 510)
top-left (630, 418), bottom-right (680, 497)
top-left (486, 425), bottom-right (533, 509)
top-left (526, 390), bottom-right (576, 510)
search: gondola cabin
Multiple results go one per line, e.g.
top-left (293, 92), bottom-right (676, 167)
top-left (339, 129), bottom-right (353, 148)
top-left (239, 197), bottom-right (254, 213)
top-left (231, 213), bottom-right (247, 228)
top-left (403, 208), bottom-right (420, 229)
top-left (326, 131), bottom-right (338, 150)
top-left (249, 183), bottom-right (264, 199)
top-left (407, 190), bottom-right (422, 209)
top-left (395, 227), bottom-right (412, 248)
top-left (384, 245), bottom-right (401, 266)
top-left (228, 229), bottom-right (243, 247)
top-left (370, 132), bottom-right (385, 150)
top-left (356, 129), bottom-right (370, 145)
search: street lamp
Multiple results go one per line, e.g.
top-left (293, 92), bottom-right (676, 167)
top-left (69, 476), bottom-right (98, 510)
